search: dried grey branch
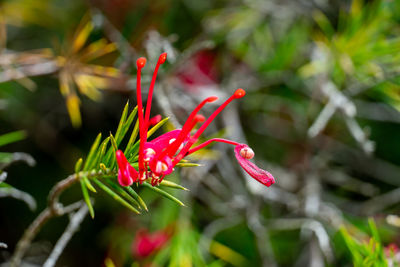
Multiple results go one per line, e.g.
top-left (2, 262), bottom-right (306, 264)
top-left (0, 187), bottom-right (37, 211)
top-left (43, 202), bottom-right (89, 267)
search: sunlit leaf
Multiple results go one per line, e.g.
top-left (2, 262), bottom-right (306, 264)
top-left (93, 179), bottom-right (140, 214)
top-left (142, 182), bottom-right (185, 206)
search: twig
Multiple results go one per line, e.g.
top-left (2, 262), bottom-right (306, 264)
top-left (10, 170), bottom-right (106, 267)
top-left (0, 171), bottom-right (6, 183)
top-left (43, 202), bottom-right (89, 267)
top-left (90, 8), bottom-right (136, 72)
top-left (359, 187), bottom-right (400, 215)
top-left (0, 60), bottom-right (58, 83)
top-left (0, 187), bottom-right (37, 211)
top-left (0, 152), bottom-right (36, 170)
top-left (246, 202), bottom-right (277, 267)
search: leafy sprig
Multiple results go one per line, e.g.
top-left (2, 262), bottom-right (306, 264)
top-left (76, 102), bottom-right (190, 218)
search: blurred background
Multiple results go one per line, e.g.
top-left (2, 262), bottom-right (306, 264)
top-left (1, 0), bottom-right (400, 266)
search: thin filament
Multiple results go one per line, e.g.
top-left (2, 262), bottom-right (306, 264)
top-left (174, 90), bottom-right (244, 163)
top-left (162, 96), bottom-right (217, 158)
top-left (187, 138), bottom-right (240, 155)
top-left (144, 53), bottom-right (167, 136)
top-left (136, 58), bottom-right (146, 173)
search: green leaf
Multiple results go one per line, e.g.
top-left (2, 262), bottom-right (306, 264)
top-left (126, 186), bottom-right (148, 211)
top-left (83, 133), bottom-right (102, 171)
top-left (93, 179), bottom-right (140, 214)
top-left (0, 152), bottom-right (13, 164)
top-left (160, 180), bottom-right (189, 191)
top-left (109, 134), bottom-right (118, 152)
top-left (117, 106), bottom-right (137, 146)
top-left (83, 177), bottom-right (97, 193)
top-left (147, 117), bottom-right (169, 137)
top-left (368, 218), bottom-right (380, 243)
top-left (142, 182), bottom-right (185, 206)
top-left (0, 130), bottom-right (26, 147)
top-left (0, 182), bottom-right (12, 188)
top-left (75, 158), bottom-right (83, 173)
top-left (80, 179), bottom-right (95, 218)
top-left (103, 179), bottom-right (141, 209)
top-left (124, 119), bottom-right (139, 155)
top-left (114, 101), bottom-right (129, 144)
top-left (95, 137), bottom-right (110, 169)
top-left (108, 134), bottom-right (118, 169)
top-left (175, 162), bottom-right (201, 167)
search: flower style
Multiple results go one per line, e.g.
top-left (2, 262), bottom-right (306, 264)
top-left (116, 53), bottom-right (275, 187)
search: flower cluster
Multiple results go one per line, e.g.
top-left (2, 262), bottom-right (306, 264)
top-left (116, 53), bottom-right (275, 187)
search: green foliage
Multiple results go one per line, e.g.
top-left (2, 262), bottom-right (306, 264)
top-left (340, 218), bottom-right (388, 267)
top-left (76, 102), bottom-right (189, 217)
top-left (0, 130), bottom-right (26, 147)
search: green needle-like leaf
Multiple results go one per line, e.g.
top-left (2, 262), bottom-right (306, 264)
top-left (160, 180), bottom-right (189, 191)
top-left (74, 158), bottom-right (83, 173)
top-left (80, 179), bottom-right (95, 218)
top-left (83, 133), bottom-right (102, 171)
top-left (142, 182), bottom-right (185, 206)
top-left (95, 137), bottom-right (110, 169)
top-left (0, 130), bottom-right (26, 147)
top-left (147, 117), bottom-right (169, 137)
top-left (126, 186), bottom-right (148, 211)
top-left (108, 134), bottom-right (118, 169)
top-left (104, 179), bottom-right (141, 209)
top-left (175, 162), bottom-right (202, 167)
top-left (124, 119), bottom-right (139, 156)
top-left (83, 177), bottom-right (97, 193)
top-left (117, 106), bottom-right (137, 146)
top-left (114, 101), bottom-right (129, 143)
top-left (93, 179), bottom-right (140, 214)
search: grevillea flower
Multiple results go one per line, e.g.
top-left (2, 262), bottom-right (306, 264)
top-left (132, 228), bottom-right (170, 258)
top-left (116, 53), bottom-right (275, 187)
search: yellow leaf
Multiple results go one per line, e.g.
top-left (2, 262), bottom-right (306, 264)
top-left (72, 21), bottom-right (94, 53)
top-left (66, 95), bottom-right (81, 128)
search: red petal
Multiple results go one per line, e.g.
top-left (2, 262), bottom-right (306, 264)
top-left (118, 169), bottom-right (133, 186)
top-left (234, 144), bottom-right (275, 187)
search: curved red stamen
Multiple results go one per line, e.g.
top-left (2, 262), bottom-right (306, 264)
top-left (187, 138), bottom-right (240, 155)
top-left (173, 89), bottom-right (245, 165)
top-left (161, 96), bottom-right (217, 159)
top-left (144, 53), bottom-right (167, 134)
top-left (136, 57), bottom-right (146, 175)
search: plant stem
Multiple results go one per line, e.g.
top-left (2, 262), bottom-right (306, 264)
top-left (10, 170), bottom-right (106, 266)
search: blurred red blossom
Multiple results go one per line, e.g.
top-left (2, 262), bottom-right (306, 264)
top-left (132, 228), bottom-right (170, 258)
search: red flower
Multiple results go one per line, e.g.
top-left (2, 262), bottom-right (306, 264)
top-left (132, 229), bottom-right (170, 258)
top-left (115, 53), bottom-right (275, 188)
top-left (385, 243), bottom-right (399, 257)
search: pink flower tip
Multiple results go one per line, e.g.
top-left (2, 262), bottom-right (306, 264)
top-left (158, 52), bottom-right (167, 64)
top-left (234, 88), bottom-right (246, 98)
top-left (116, 150), bottom-right (138, 187)
top-left (234, 144), bottom-right (275, 187)
top-left (137, 57), bottom-right (147, 69)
